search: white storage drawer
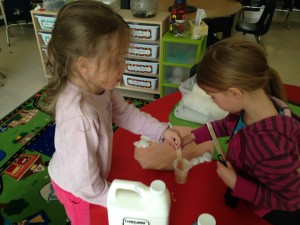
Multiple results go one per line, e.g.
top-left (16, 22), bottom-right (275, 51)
top-left (125, 60), bottom-right (159, 74)
top-left (38, 32), bottom-right (52, 45)
top-left (129, 23), bottom-right (159, 41)
top-left (123, 74), bottom-right (158, 90)
top-left (128, 43), bottom-right (159, 58)
top-left (35, 15), bottom-right (56, 30)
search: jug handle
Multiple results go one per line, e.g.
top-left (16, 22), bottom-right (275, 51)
top-left (109, 179), bottom-right (148, 201)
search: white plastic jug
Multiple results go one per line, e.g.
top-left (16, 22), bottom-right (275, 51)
top-left (107, 179), bottom-right (170, 225)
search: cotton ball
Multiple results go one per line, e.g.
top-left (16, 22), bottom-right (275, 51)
top-left (191, 158), bottom-right (200, 166)
top-left (191, 155), bottom-right (210, 165)
top-left (141, 135), bottom-right (153, 142)
top-left (198, 156), bottom-right (205, 163)
top-left (133, 140), bottom-right (150, 148)
top-left (203, 152), bottom-right (213, 162)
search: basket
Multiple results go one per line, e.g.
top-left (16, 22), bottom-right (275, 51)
top-left (125, 60), bottom-right (159, 74)
top-left (123, 74), bottom-right (158, 90)
top-left (129, 23), bottom-right (159, 41)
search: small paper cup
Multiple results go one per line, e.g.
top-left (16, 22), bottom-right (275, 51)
top-left (197, 213), bottom-right (216, 225)
top-left (173, 158), bottom-right (192, 184)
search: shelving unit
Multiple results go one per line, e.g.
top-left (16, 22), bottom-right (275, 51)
top-left (30, 9), bottom-right (170, 100)
top-left (160, 31), bottom-right (207, 96)
top-left (117, 10), bottom-right (169, 100)
top-left (30, 10), bottom-right (57, 78)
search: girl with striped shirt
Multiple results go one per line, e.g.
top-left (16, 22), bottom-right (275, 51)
top-left (182, 38), bottom-right (300, 225)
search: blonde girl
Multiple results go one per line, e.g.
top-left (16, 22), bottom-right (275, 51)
top-left (45, 1), bottom-right (181, 224)
top-left (182, 38), bottom-right (300, 225)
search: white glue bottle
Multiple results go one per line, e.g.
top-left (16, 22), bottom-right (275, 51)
top-left (107, 179), bottom-right (170, 225)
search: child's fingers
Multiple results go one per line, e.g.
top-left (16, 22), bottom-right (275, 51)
top-left (226, 160), bottom-right (233, 169)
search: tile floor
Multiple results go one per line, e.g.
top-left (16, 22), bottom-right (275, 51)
top-left (0, 9), bottom-right (300, 118)
top-left (0, 24), bottom-right (48, 118)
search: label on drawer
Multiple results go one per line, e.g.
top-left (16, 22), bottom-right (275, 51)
top-left (127, 64), bottom-right (152, 73)
top-left (127, 77), bottom-right (151, 88)
top-left (42, 21), bottom-right (54, 29)
top-left (128, 46), bottom-right (153, 57)
top-left (132, 28), bottom-right (152, 39)
top-left (129, 24), bottom-right (159, 41)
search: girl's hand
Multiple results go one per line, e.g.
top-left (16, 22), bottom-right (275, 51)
top-left (163, 128), bottom-right (181, 149)
top-left (181, 133), bottom-right (195, 148)
top-left (216, 160), bottom-right (237, 190)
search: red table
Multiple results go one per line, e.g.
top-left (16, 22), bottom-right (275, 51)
top-left (90, 91), bottom-right (277, 225)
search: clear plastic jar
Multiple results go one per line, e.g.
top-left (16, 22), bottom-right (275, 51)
top-left (130, 0), bottom-right (158, 18)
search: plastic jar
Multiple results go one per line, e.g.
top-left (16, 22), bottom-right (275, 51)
top-left (130, 0), bottom-right (158, 18)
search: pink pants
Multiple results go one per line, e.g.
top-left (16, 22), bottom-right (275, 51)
top-left (51, 180), bottom-right (90, 225)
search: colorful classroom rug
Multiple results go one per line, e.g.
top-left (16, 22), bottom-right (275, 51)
top-left (0, 88), bottom-right (151, 225)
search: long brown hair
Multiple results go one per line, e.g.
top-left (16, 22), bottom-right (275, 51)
top-left (196, 38), bottom-right (287, 103)
top-left (44, 0), bottom-right (130, 115)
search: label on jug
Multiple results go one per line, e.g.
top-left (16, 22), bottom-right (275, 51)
top-left (123, 217), bottom-right (150, 225)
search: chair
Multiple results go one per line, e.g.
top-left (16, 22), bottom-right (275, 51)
top-left (239, 0), bottom-right (263, 19)
top-left (203, 16), bottom-right (235, 47)
top-left (294, 0), bottom-right (300, 10)
top-left (275, 0), bottom-right (293, 29)
top-left (121, 0), bottom-right (130, 9)
top-left (0, 0), bottom-right (33, 46)
top-left (291, 0), bottom-right (300, 25)
top-left (235, 0), bottom-right (276, 53)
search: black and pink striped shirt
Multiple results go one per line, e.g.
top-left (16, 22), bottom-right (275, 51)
top-left (192, 97), bottom-right (300, 216)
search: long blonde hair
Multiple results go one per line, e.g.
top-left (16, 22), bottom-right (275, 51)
top-left (196, 38), bottom-right (287, 103)
top-left (44, 0), bottom-right (130, 115)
